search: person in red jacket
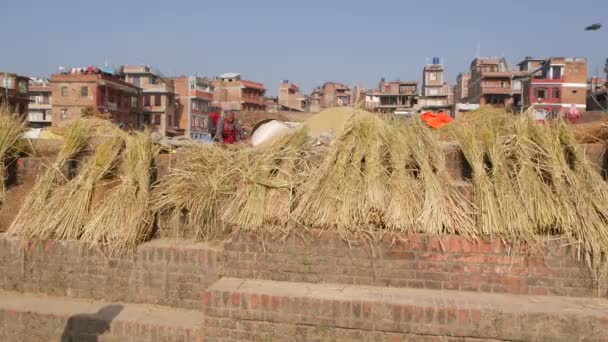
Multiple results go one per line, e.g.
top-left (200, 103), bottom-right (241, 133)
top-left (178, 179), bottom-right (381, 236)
top-left (214, 111), bottom-right (245, 144)
top-left (207, 111), bottom-right (220, 140)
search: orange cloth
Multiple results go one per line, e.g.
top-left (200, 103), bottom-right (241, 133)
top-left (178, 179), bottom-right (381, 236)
top-left (420, 112), bottom-right (453, 128)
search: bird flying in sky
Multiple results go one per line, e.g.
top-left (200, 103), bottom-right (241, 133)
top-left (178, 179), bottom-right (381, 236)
top-left (585, 23), bottom-right (602, 31)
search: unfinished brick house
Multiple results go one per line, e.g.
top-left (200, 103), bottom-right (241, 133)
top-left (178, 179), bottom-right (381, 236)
top-left (320, 81), bottom-right (351, 108)
top-left (122, 66), bottom-right (179, 136)
top-left (365, 79), bottom-right (418, 115)
top-left (519, 57), bottom-right (588, 117)
top-left (0, 72), bottom-right (30, 116)
top-left (172, 76), bottom-right (214, 140)
top-left (50, 72), bottom-right (143, 128)
top-left (213, 73), bottom-right (266, 112)
top-left (467, 57), bottom-right (520, 108)
top-left (278, 81), bottom-right (308, 112)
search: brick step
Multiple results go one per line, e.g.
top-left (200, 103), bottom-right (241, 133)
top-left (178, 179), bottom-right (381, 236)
top-left (0, 290), bottom-right (204, 342)
top-left (202, 277), bottom-right (608, 342)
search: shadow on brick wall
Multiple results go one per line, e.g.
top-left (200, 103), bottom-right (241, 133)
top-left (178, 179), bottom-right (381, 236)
top-left (60, 304), bottom-right (123, 342)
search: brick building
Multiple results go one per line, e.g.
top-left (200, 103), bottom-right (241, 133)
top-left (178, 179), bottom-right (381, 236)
top-left (122, 66), bottom-right (179, 136)
top-left (454, 73), bottom-right (470, 103)
top-left (519, 57), bottom-right (587, 117)
top-left (467, 57), bottom-right (523, 108)
top-left (365, 79), bottom-right (418, 115)
top-left (309, 88), bottom-right (323, 112)
top-left (320, 82), bottom-right (351, 108)
top-left (278, 81), bottom-right (308, 112)
top-left (172, 76), bottom-right (214, 140)
top-left (0, 72), bottom-right (30, 116)
top-left (27, 78), bottom-right (52, 128)
top-left (50, 72), bottom-right (143, 128)
top-left (212, 73), bottom-right (266, 112)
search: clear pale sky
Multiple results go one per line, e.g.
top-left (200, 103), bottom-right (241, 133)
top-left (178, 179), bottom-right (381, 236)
top-left (2, 0), bottom-right (606, 95)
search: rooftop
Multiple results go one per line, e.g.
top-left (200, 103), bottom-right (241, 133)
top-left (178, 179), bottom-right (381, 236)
top-left (218, 72), bottom-right (241, 79)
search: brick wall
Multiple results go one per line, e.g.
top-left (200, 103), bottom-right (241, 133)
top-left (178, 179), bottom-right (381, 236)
top-left (222, 231), bottom-right (606, 298)
top-left (0, 236), bottom-right (220, 309)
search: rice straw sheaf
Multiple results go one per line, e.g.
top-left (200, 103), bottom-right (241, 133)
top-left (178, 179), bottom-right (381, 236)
top-left (40, 135), bottom-right (125, 240)
top-left (0, 105), bottom-right (27, 204)
top-left (221, 129), bottom-right (313, 231)
top-left (409, 119), bottom-right (477, 236)
top-left (153, 144), bottom-right (242, 240)
top-left (382, 119), bottom-right (423, 232)
top-left (294, 109), bottom-right (391, 235)
top-left (82, 131), bottom-right (159, 253)
top-left (453, 121), bottom-right (503, 236)
top-left (7, 120), bottom-right (92, 239)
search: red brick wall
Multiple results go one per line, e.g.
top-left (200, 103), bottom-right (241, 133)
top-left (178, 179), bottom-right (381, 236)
top-left (222, 231), bottom-right (605, 297)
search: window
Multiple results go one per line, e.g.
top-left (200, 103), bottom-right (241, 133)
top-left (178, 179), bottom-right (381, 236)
top-left (18, 80), bottom-right (27, 94)
top-left (535, 88), bottom-right (547, 99)
top-left (80, 86), bottom-right (88, 97)
top-left (429, 73), bottom-right (437, 81)
top-left (192, 100), bottom-right (198, 110)
top-left (153, 114), bottom-right (161, 125)
top-left (61, 86), bottom-right (68, 96)
top-left (131, 96), bottom-right (138, 108)
top-left (190, 83), bottom-right (195, 90)
top-left (109, 91), bottom-right (115, 103)
top-left (60, 109), bottom-right (68, 120)
top-left (154, 94), bottom-right (161, 106)
top-left (144, 95), bottom-right (150, 106)
top-left (552, 66), bottom-right (562, 80)
top-left (552, 88), bottom-right (560, 99)
top-left (572, 90), bottom-right (578, 94)
top-left (132, 76), bottom-right (140, 87)
top-left (428, 88), bottom-right (438, 96)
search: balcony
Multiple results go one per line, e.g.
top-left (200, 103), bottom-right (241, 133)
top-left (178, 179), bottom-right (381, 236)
top-left (481, 85), bottom-right (512, 95)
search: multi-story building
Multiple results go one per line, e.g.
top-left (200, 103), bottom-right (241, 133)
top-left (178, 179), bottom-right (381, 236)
top-left (213, 73), bottom-right (266, 112)
top-left (309, 88), bottom-right (323, 112)
top-left (0, 72), bottom-right (30, 116)
top-left (27, 78), bottom-right (52, 128)
top-left (320, 82), bottom-right (351, 108)
top-left (173, 76), bottom-right (214, 140)
top-left (50, 71), bottom-right (143, 127)
top-left (122, 66), bottom-right (178, 136)
top-left (365, 79), bottom-right (418, 115)
top-left (519, 57), bottom-right (588, 116)
top-left (468, 57), bottom-right (521, 108)
top-left (278, 81), bottom-right (308, 112)
top-left (454, 73), bottom-right (470, 103)
top-left (419, 59), bottom-right (452, 114)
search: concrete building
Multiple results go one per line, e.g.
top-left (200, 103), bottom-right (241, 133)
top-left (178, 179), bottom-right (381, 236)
top-left (454, 73), bottom-right (470, 103)
top-left (419, 60), bottom-right (452, 114)
top-left (365, 79), bottom-right (418, 115)
top-left (278, 81), bottom-right (308, 112)
top-left (122, 66), bottom-right (179, 136)
top-left (213, 73), bottom-right (266, 112)
top-left (0, 72), bottom-right (30, 116)
top-left (519, 57), bottom-right (588, 117)
top-left (467, 57), bottom-right (520, 108)
top-left (172, 76), bottom-right (215, 140)
top-left (27, 78), bottom-right (52, 128)
top-left (50, 71), bottom-right (142, 127)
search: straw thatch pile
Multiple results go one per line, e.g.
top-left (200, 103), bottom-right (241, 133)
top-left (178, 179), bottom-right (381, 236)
top-left (0, 106), bottom-right (27, 204)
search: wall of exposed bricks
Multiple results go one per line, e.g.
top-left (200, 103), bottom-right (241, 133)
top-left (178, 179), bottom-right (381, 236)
top-left (0, 236), bottom-right (220, 310)
top-left (222, 231), bottom-right (605, 297)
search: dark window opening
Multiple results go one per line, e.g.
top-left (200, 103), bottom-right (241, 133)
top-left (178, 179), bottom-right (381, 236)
top-left (154, 94), bottom-right (161, 106)
top-left (80, 86), bottom-right (88, 97)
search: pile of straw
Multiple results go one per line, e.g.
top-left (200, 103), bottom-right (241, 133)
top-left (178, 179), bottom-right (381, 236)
top-left (8, 120), bottom-right (93, 239)
top-left (82, 131), bottom-right (159, 253)
top-left (0, 105), bottom-right (26, 204)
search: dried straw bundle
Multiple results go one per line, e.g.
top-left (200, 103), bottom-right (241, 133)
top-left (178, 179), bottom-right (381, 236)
top-left (82, 131), bottom-right (159, 253)
top-left (41, 135), bottom-right (125, 240)
top-left (7, 120), bottom-right (91, 239)
top-left (153, 144), bottom-right (242, 240)
top-left (221, 129), bottom-right (313, 231)
top-left (0, 105), bottom-right (27, 203)
top-left (294, 110), bottom-right (391, 233)
top-left (409, 119), bottom-right (477, 236)
top-left (382, 120), bottom-right (423, 232)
